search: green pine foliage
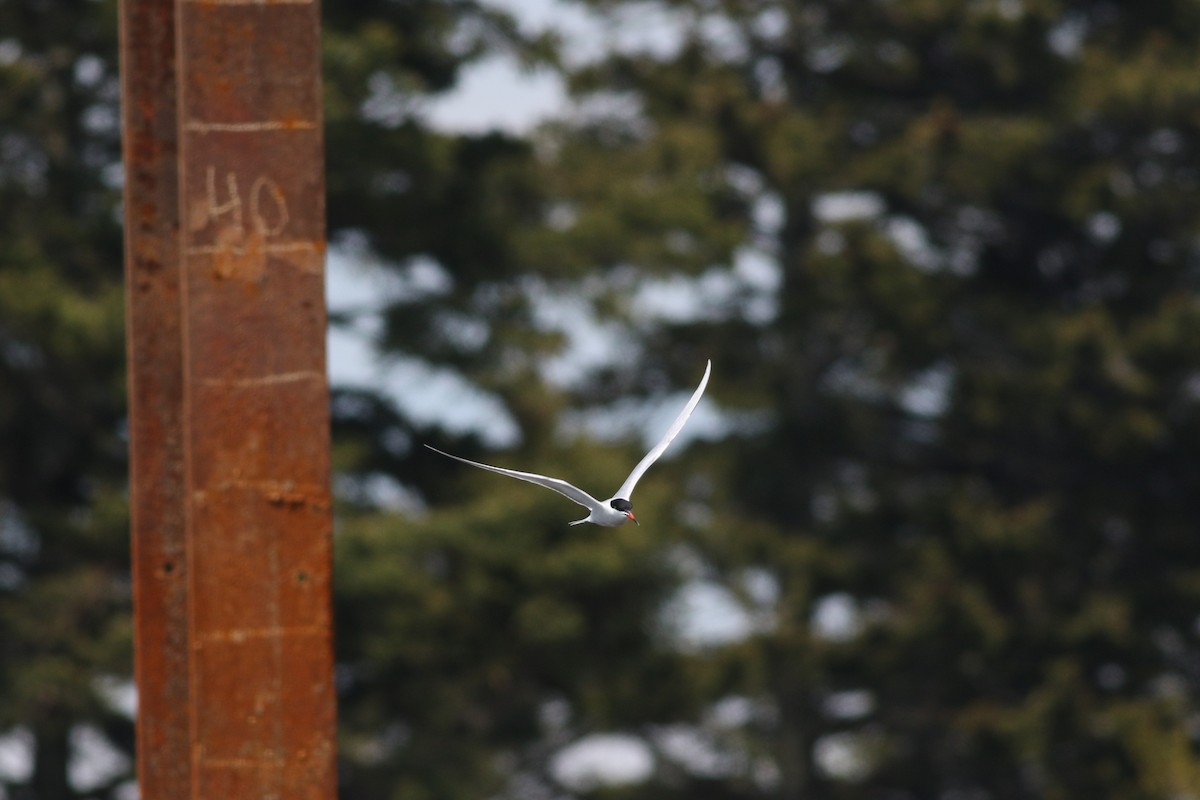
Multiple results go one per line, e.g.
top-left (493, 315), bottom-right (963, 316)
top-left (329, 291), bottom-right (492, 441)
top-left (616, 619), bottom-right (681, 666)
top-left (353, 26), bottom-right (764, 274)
top-left (491, 1), bottom-right (1200, 797)
top-left (0, 0), bottom-right (131, 796)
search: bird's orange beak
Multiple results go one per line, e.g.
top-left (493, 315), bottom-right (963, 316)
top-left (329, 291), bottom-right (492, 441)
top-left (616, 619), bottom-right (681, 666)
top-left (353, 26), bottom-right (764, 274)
top-left (626, 512), bottom-right (639, 526)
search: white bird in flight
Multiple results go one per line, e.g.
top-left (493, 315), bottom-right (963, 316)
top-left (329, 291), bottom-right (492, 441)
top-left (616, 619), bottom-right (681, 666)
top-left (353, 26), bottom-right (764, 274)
top-left (426, 360), bottom-right (712, 526)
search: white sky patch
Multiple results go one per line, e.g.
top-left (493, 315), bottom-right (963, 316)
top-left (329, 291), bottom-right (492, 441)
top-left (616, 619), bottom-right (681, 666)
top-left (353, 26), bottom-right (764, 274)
top-left (811, 592), bottom-right (862, 642)
top-left (326, 239), bottom-right (452, 311)
top-left (813, 191), bottom-right (884, 223)
top-left (378, 358), bottom-right (520, 447)
top-left (632, 270), bottom-right (737, 322)
top-left (607, 2), bottom-right (688, 61)
top-left (1047, 14), bottom-right (1087, 58)
top-left (899, 362), bottom-right (953, 418)
top-left (740, 567), bottom-right (780, 608)
top-left (425, 0), bottom-right (687, 138)
top-left (326, 247), bottom-right (520, 447)
top-left (698, 13), bottom-right (748, 62)
top-left (663, 567), bottom-right (778, 645)
top-left (529, 288), bottom-right (637, 387)
top-left (631, 252), bottom-right (781, 326)
top-left (649, 696), bottom-right (786, 784)
top-left (886, 216), bottom-right (941, 271)
top-left (752, 191), bottom-right (786, 236)
top-left (1087, 210), bottom-right (1121, 243)
top-left (0, 39), bottom-right (22, 67)
top-left (0, 728), bottom-right (33, 783)
top-left (708, 695), bottom-right (756, 728)
top-left (737, 247), bottom-right (782, 288)
top-left (663, 580), bottom-right (754, 647)
top-left (651, 724), bottom-right (735, 778)
top-left (736, 247), bottom-right (782, 324)
top-left (814, 731), bottom-right (872, 782)
top-left (0, 501), bottom-right (38, 565)
top-left (552, 734), bottom-right (654, 791)
top-left (94, 676), bottom-right (137, 718)
top-left (570, 90), bottom-right (653, 140)
top-left (484, 0), bottom-right (605, 62)
top-left (753, 7), bottom-right (790, 41)
top-left (333, 471), bottom-right (428, 515)
top-left (69, 725), bottom-right (130, 793)
top-left (822, 689), bottom-right (875, 721)
top-left (361, 71), bottom-right (422, 129)
top-left (423, 0), bottom-right (602, 135)
top-left (424, 59), bottom-right (567, 135)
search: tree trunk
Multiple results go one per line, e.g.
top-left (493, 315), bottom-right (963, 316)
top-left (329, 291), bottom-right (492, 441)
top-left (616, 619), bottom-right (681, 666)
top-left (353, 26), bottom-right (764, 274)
top-left (28, 723), bottom-right (72, 800)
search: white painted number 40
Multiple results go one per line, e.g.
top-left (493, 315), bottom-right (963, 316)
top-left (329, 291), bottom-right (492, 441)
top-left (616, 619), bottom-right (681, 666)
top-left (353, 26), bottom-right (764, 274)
top-left (204, 165), bottom-right (289, 241)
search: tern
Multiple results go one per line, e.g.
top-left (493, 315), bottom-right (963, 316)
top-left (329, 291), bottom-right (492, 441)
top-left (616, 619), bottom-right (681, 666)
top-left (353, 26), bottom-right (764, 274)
top-left (426, 360), bottom-right (712, 526)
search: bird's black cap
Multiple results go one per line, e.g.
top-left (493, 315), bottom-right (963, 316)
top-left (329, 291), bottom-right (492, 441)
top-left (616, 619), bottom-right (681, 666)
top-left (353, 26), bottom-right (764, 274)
top-left (610, 498), bottom-right (633, 513)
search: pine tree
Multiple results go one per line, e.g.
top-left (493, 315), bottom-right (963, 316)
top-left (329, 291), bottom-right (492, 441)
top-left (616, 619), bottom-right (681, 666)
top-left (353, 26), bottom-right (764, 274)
top-left (0, 1), bottom-right (131, 797)
top-left (512, 0), bottom-right (1200, 796)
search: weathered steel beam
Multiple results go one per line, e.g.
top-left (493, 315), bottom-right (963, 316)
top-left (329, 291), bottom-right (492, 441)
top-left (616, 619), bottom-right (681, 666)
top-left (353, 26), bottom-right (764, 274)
top-left (121, 0), bottom-right (336, 794)
top-left (120, 0), bottom-right (190, 795)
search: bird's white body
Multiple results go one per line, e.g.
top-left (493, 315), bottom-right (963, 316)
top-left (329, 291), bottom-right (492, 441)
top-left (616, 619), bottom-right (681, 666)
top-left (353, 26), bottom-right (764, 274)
top-left (573, 502), bottom-right (633, 528)
top-left (426, 360), bottom-right (712, 526)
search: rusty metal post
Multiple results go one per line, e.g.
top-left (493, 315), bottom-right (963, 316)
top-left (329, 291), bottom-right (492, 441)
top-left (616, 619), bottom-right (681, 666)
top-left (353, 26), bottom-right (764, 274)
top-left (121, 0), bottom-right (336, 795)
top-left (176, 0), bottom-right (336, 794)
top-left (120, 0), bottom-right (190, 795)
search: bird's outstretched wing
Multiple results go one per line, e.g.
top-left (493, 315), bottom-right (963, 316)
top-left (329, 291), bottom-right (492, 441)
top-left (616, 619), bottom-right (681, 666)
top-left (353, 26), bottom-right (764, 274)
top-left (424, 445), bottom-right (604, 512)
top-left (615, 359), bottom-right (711, 501)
